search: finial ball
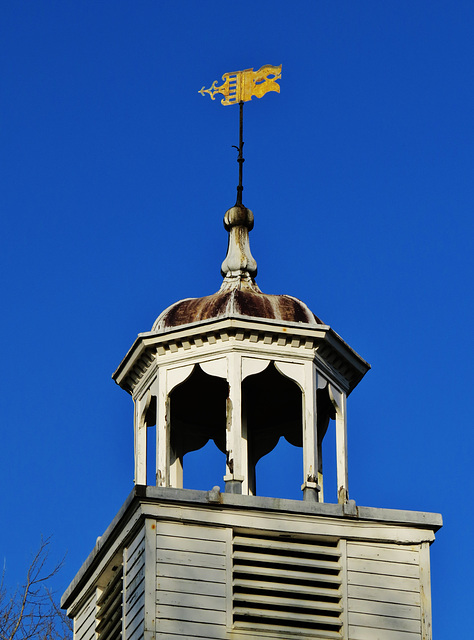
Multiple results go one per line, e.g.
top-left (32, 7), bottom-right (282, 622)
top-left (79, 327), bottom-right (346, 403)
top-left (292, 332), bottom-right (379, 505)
top-left (224, 204), bottom-right (254, 231)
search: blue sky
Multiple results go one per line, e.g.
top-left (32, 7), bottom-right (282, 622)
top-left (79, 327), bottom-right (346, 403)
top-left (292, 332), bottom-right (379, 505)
top-left (1, 1), bottom-right (473, 635)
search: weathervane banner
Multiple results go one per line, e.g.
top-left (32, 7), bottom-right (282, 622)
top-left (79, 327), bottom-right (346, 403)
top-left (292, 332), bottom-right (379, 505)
top-left (199, 64), bottom-right (282, 105)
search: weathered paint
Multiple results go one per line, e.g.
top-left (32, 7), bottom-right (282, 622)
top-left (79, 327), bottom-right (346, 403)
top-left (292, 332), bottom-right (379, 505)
top-left (63, 492), bottom-right (440, 640)
top-left (152, 284), bottom-right (322, 331)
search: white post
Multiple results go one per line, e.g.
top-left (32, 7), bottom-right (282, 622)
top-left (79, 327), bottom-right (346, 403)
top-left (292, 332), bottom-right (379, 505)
top-left (330, 384), bottom-right (349, 504)
top-left (156, 367), bottom-right (169, 487)
top-left (134, 395), bottom-right (147, 486)
top-left (301, 362), bottom-right (320, 501)
top-left (224, 352), bottom-right (247, 494)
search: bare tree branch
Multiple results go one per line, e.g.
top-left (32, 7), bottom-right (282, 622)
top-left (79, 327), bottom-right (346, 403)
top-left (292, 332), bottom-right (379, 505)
top-left (0, 537), bottom-right (72, 640)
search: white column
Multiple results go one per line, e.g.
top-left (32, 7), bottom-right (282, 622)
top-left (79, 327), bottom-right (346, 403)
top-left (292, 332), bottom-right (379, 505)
top-left (134, 395), bottom-right (147, 486)
top-left (224, 352), bottom-right (247, 494)
top-left (330, 384), bottom-right (349, 504)
top-left (301, 361), bottom-right (320, 501)
top-left (156, 367), bottom-right (169, 487)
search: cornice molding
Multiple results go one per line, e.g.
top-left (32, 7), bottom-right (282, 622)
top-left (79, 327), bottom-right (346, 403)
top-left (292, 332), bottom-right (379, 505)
top-left (113, 316), bottom-right (370, 396)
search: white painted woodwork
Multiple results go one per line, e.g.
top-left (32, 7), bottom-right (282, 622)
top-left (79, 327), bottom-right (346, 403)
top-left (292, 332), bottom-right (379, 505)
top-left (143, 520), bottom-right (157, 640)
top-left (134, 396), bottom-right (146, 485)
top-left (330, 383), bottom-right (349, 503)
top-left (156, 367), bottom-right (167, 487)
top-left (301, 361), bottom-right (320, 497)
top-left (224, 352), bottom-right (248, 492)
top-left (274, 360), bottom-right (305, 389)
top-left (419, 542), bottom-right (432, 640)
top-left (96, 564), bottom-right (122, 640)
top-left (347, 540), bottom-right (424, 640)
top-left (340, 539), bottom-right (349, 638)
top-left (73, 594), bottom-right (95, 640)
top-left (241, 356), bottom-right (269, 380)
top-left (233, 531), bottom-right (343, 636)
top-left (67, 492), bottom-right (438, 640)
top-left (123, 311), bottom-right (368, 501)
top-left (155, 521), bottom-right (227, 638)
top-left (349, 627), bottom-right (421, 640)
top-left (167, 363), bottom-right (195, 393)
top-left (200, 357), bottom-right (227, 379)
top-left (123, 528), bottom-right (145, 640)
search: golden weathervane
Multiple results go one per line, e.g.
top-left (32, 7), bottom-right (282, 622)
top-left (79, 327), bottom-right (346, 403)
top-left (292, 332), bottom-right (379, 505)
top-left (199, 64), bottom-right (282, 105)
top-left (199, 64), bottom-right (282, 205)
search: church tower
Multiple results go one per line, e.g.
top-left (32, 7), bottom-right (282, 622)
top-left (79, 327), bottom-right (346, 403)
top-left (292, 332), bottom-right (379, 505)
top-left (62, 71), bottom-right (441, 640)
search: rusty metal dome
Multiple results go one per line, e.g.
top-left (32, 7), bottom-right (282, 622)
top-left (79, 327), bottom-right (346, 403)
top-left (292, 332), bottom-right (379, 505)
top-left (152, 278), bottom-right (322, 332)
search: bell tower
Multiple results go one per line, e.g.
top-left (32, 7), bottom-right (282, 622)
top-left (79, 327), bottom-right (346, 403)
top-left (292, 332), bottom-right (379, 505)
top-left (62, 68), bottom-right (441, 640)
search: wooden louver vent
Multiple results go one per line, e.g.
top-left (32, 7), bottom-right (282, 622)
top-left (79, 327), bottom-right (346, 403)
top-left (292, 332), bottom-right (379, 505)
top-left (233, 533), bottom-right (343, 638)
top-left (96, 565), bottom-right (123, 640)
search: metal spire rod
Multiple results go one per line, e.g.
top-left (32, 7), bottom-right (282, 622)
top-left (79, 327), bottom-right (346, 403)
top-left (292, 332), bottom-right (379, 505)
top-left (233, 101), bottom-right (245, 205)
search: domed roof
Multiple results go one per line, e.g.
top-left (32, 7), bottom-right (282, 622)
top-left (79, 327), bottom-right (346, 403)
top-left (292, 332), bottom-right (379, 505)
top-left (152, 202), bottom-right (323, 332)
top-left (152, 278), bottom-right (322, 332)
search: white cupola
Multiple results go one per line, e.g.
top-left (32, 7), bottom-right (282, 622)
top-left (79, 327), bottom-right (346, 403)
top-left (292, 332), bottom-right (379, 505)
top-left (113, 198), bottom-right (370, 503)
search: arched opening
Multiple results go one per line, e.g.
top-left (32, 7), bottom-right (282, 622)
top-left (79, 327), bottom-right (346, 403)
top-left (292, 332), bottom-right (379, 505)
top-left (146, 423), bottom-right (156, 486)
top-left (141, 394), bottom-right (157, 486)
top-left (316, 386), bottom-right (337, 502)
top-left (321, 418), bottom-right (337, 503)
top-left (169, 364), bottom-right (228, 489)
top-left (256, 437), bottom-right (301, 500)
top-left (184, 440), bottom-right (226, 492)
top-left (243, 362), bottom-right (303, 496)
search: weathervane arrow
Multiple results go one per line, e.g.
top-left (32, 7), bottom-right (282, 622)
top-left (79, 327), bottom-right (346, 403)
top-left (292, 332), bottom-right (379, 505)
top-left (199, 64), bottom-right (282, 206)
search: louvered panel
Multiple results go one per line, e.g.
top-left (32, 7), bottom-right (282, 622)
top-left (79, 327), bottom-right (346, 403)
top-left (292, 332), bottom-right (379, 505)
top-left (96, 587), bottom-right (121, 628)
top-left (235, 562), bottom-right (342, 585)
top-left (234, 549), bottom-right (341, 571)
top-left (234, 577), bottom-right (340, 598)
top-left (234, 606), bottom-right (343, 626)
top-left (97, 617), bottom-right (121, 640)
top-left (97, 569), bottom-right (122, 607)
top-left (233, 535), bottom-right (340, 557)
top-left (240, 591), bottom-right (343, 613)
top-left (236, 619), bottom-right (343, 639)
top-left (96, 566), bottom-right (123, 640)
top-left (233, 532), bottom-right (343, 637)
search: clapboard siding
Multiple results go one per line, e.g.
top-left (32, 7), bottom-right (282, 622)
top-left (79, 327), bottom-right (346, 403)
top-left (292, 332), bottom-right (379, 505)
top-left (157, 575), bottom-right (226, 598)
top-left (74, 593), bottom-right (96, 640)
top-left (155, 619), bottom-right (226, 639)
top-left (157, 546), bottom-right (226, 569)
top-left (348, 571), bottom-right (419, 592)
top-left (155, 521), bottom-right (227, 638)
top-left (347, 541), bottom-right (422, 640)
top-left (348, 584), bottom-right (420, 607)
top-left (349, 627), bottom-right (421, 640)
top-left (124, 526), bottom-right (145, 640)
top-left (66, 501), bottom-right (437, 640)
